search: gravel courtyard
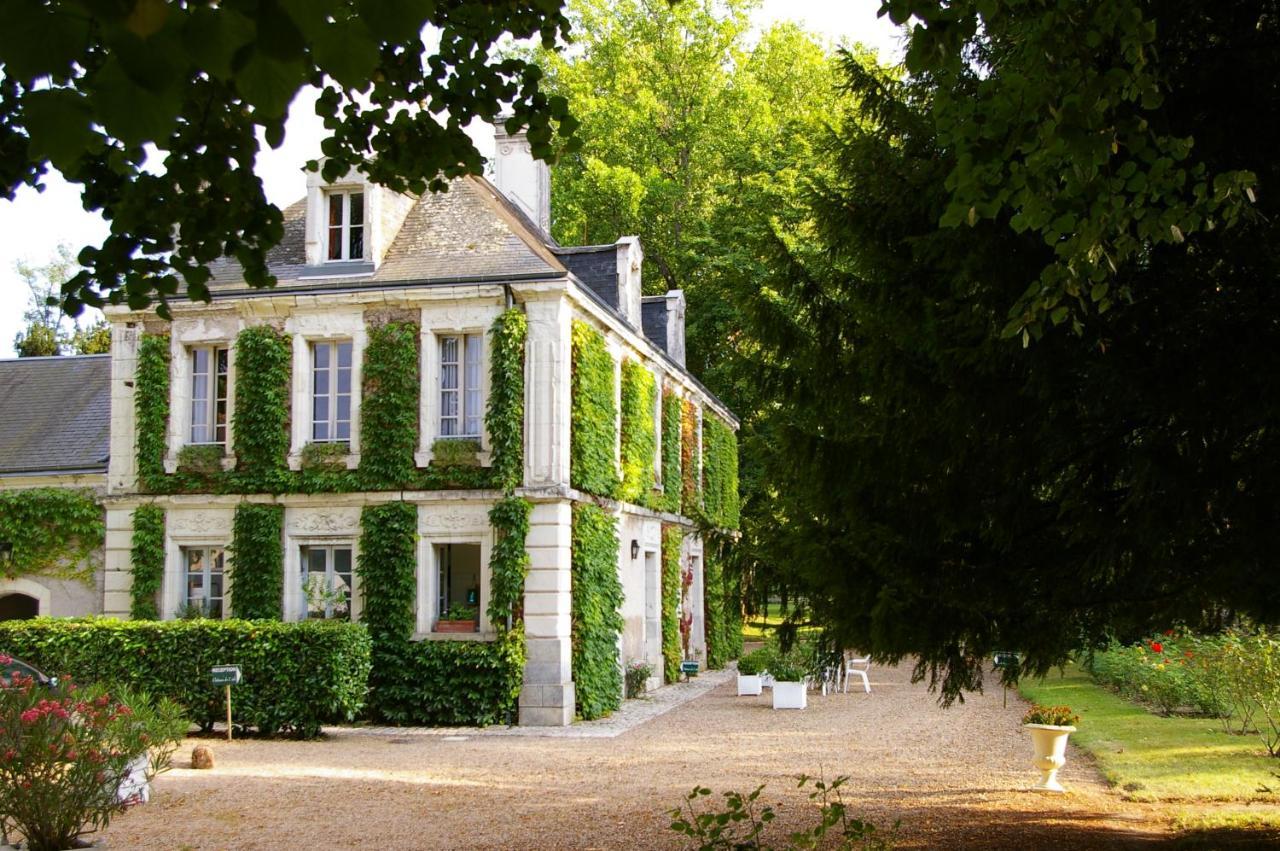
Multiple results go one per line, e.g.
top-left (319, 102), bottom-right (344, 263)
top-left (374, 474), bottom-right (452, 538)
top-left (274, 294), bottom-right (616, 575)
top-left (100, 663), bottom-right (1241, 849)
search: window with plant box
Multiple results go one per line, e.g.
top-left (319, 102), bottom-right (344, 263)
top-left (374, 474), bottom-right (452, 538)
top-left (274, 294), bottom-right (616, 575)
top-left (325, 190), bottom-right (365, 261)
top-left (189, 345), bottom-right (228, 445)
top-left (433, 543), bottom-right (481, 632)
top-left (311, 340), bottom-right (353, 442)
top-left (182, 546), bottom-right (225, 618)
top-left (299, 545), bottom-right (354, 620)
top-left (439, 334), bottom-right (483, 439)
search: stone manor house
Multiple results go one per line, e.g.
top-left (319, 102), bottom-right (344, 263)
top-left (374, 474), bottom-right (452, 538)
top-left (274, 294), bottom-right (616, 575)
top-left (0, 126), bottom-right (740, 726)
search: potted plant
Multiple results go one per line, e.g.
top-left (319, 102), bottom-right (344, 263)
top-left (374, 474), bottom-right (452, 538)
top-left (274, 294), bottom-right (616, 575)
top-left (435, 602), bottom-right (479, 633)
top-left (1022, 704), bottom-right (1079, 792)
top-left (625, 659), bottom-right (653, 699)
top-left (736, 650), bottom-right (766, 696)
top-left (769, 655), bottom-right (809, 710)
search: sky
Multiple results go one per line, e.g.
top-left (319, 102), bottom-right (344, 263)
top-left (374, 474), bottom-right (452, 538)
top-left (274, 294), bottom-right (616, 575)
top-left (0, 1), bottom-right (905, 358)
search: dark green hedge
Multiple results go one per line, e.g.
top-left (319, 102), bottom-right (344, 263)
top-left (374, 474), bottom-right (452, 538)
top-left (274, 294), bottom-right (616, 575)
top-left (358, 501), bottom-right (524, 725)
top-left (134, 333), bottom-right (170, 492)
top-left (661, 524), bottom-right (683, 683)
top-left (619, 359), bottom-right (656, 506)
top-left (701, 415), bottom-right (740, 530)
top-left (570, 321), bottom-right (620, 498)
top-left (229, 503), bottom-right (283, 619)
top-left (360, 321), bottom-right (420, 490)
top-left (129, 504), bottom-right (165, 620)
top-left (660, 389), bottom-right (682, 513)
top-left (232, 325), bottom-right (293, 492)
top-left (0, 618), bottom-right (371, 738)
top-left (571, 503), bottom-right (623, 719)
top-left (366, 629), bottom-right (524, 726)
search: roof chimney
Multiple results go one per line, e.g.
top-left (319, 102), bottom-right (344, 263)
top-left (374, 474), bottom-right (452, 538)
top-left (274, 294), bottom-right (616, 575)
top-left (493, 123), bottom-right (551, 235)
top-left (641, 290), bottom-right (687, 367)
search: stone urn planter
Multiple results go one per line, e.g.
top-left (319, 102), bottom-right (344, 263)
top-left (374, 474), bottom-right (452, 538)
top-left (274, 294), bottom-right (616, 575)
top-left (1022, 704), bottom-right (1080, 792)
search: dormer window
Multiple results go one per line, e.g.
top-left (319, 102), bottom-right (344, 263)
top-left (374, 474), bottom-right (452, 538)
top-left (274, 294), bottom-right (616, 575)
top-left (326, 190), bottom-right (365, 261)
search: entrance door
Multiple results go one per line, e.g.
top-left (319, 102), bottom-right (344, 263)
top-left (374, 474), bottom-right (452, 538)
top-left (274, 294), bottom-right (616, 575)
top-left (0, 593), bottom-right (39, 621)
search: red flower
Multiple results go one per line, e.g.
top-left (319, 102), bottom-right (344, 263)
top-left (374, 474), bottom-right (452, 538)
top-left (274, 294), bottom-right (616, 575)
top-left (1164, 629), bottom-right (1175, 637)
top-left (1184, 650), bottom-right (1194, 658)
top-left (1151, 641), bottom-right (1164, 653)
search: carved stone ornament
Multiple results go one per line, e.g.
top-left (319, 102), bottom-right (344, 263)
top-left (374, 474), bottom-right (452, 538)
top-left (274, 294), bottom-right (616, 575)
top-left (290, 511), bottom-right (357, 535)
top-left (420, 508), bottom-right (486, 532)
top-left (168, 511), bottom-right (231, 535)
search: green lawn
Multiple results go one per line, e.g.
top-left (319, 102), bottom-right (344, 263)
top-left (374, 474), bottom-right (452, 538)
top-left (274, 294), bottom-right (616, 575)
top-left (1020, 665), bottom-right (1280, 807)
top-left (741, 602), bottom-right (820, 642)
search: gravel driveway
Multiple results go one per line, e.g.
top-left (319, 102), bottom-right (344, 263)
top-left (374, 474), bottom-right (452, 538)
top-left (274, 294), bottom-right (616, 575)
top-left (100, 662), bottom-right (1207, 849)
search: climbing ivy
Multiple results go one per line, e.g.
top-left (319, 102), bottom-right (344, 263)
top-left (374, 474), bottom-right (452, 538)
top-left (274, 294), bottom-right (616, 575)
top-left (359, 321), bottom-right (421, 490)
top-left (232, 326), bottom-right (293, 492)
top-left (228, 503), bottom-right (283, 619)
top-left (570, 321), bottom-right (620, 498)
top-left (660, 389), bottom-right (682, 514)
top-left (660, 524), bottom-right (683, 683)
top-left (703, 542), bottom-right (742, 668)
top-left (134, 333), bottom-right (170, 492)
top-left (680, 400), bottom-right (700, 517)
top-left (299, 441), bottom-right (357, 493)
top-left (701, 415), bottom-right (740, 531)
top-left (619, 360), bottom-right (656, 507)
top-left (487, 496), bottom-right (531, 627)
top-left (487, 308), bottom-right (527, 493)
top-left (359, 501), bottom-right (522, 725)
top-left (129, 504), bottom-right (165, 620)
top-left (571, 503), bottom-right (623, 720)
top-left (0, 489), bottom-right (102, 585)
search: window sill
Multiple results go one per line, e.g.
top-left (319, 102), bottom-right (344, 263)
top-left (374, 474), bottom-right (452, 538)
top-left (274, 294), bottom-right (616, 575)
top-left (415, 447), bottom-right (492, 468)
top-left (411, 631), bottom-right (499, 643)
top-left (298, 262), bottom-right (375, 279)
top-left (288, 450), bottom-right (360, 471)
top-left (165, 451), bottom-right (235, 474)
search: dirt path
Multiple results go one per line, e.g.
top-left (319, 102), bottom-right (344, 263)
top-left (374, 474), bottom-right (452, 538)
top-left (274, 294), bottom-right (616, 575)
top-left (99, 663), bottom-right (1252, 849)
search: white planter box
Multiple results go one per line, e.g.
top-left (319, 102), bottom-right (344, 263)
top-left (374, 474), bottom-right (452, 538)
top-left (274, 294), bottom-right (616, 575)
top-left (772, 680), bottom-right (807, 709)
top-left (737, 674), bottom-right (763, 696)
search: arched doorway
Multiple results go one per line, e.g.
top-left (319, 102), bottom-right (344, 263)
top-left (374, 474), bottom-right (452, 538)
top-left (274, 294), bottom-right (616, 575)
top-left (0, 593), bottom-right (40, 621)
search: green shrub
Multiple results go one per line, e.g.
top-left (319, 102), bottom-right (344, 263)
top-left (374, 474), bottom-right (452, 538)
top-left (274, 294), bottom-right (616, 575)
top-left (0, 488), bottom-right (102, 584)
top-left (736, 650), bottom-right (768, 676)
top-left (661, 525), bottom-right (683, 683)
top-left (231, 326), bottom-right (293, 492)
top-left (570, 321), bottom-right (620, 497)
top-left (1088, 633), bottom-right (1232, 719)
top-left (619, 359), bottom-right (656, 505)
top-left (571, 503), bottom-right (624, 720)
top-left (0, 618), bottom-right (371, 738)
top-left (134, 333), bottom-right (170, 492)
top-left (360, 321), bottom-right (421, 490)
top-left (625, 659), bottom-right (653, 698)
top-left (129, 505), bottom-right (165, 620)
top-left (228, 503), bottom-right (283, 620)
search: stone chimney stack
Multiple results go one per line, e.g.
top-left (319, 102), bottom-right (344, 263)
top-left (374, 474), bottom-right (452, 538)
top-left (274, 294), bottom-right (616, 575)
top-left (493, 123), bottom-right (551, 234)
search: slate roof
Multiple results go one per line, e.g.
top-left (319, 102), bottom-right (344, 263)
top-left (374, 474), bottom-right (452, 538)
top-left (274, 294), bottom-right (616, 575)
top-left (0, 355), bottom-right (111, 476)
top-left (205, 176), bottom-right (565, 295)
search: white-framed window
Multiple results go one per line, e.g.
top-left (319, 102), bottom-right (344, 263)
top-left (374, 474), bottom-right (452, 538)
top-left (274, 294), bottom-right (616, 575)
top-left (182, 546), bottom-right (225, 618)
top-left (325, 190), bottom-right (365, 262)
top-left (433, 543), bottom-right (481, 630)
top-left (311, 340), bottom-right (353, 442)
top-left (299, 545), bottom-right (354, 620)
top-left (439, 334), bottom-right (483, 438)
top-left (189, 346), bottom-right (229, 445)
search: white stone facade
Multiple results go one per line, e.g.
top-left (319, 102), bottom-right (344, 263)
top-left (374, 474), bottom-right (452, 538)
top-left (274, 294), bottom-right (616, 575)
top-left (95, 163), bottom-right (736, 726)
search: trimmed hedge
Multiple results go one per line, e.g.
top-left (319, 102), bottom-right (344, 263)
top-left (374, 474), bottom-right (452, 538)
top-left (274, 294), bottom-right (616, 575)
top-left (661, 524), bottom-right (684, 683)
top-left (570, 321), bottom-right (620, 497)
top-left (0, 618), bottom-right (371, 738)
top-left (571, 503), bottom-right (624, 719)
top-left (229, 503), bottom-right (284, 619)
top-left (619, 359), bottom-right (657, 506)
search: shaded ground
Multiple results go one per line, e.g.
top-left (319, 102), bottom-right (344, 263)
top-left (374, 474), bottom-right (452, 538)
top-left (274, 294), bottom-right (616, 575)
top-left (102, 663), bottom-right (1280, 849)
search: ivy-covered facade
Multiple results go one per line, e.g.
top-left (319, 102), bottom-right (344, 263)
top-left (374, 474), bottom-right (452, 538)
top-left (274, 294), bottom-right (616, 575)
top-left (16, 131), bottom-right (739, 727)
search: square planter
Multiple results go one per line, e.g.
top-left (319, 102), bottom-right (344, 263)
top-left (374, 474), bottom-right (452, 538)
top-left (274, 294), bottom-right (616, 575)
top-left (772, 680), bottom-right (807, 709)
top-left (737, 674), bottom-right (763, 696)
top-left (435, 619), bottom-right (478, 634)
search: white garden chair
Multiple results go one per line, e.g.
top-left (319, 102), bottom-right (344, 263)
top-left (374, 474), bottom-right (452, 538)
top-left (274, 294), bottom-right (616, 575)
top-left (841, 651), bottom-right (871, 694)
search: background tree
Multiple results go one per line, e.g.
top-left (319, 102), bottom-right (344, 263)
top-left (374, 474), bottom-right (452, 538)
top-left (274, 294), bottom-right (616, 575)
top-left (12, 245), bottom-right (110, 356)
top-left (740, 3), bottom-right (1280, 701)
top-left (0, 0), bottom-right (579, 317)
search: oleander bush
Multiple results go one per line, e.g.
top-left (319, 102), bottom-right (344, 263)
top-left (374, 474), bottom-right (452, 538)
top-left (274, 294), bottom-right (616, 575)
top-left (0, 618), bottom-right (371, 738)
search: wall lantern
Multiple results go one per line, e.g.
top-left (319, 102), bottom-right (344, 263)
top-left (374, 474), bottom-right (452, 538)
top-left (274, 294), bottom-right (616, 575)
top-left (630, 539), bottom-right (640, 560)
